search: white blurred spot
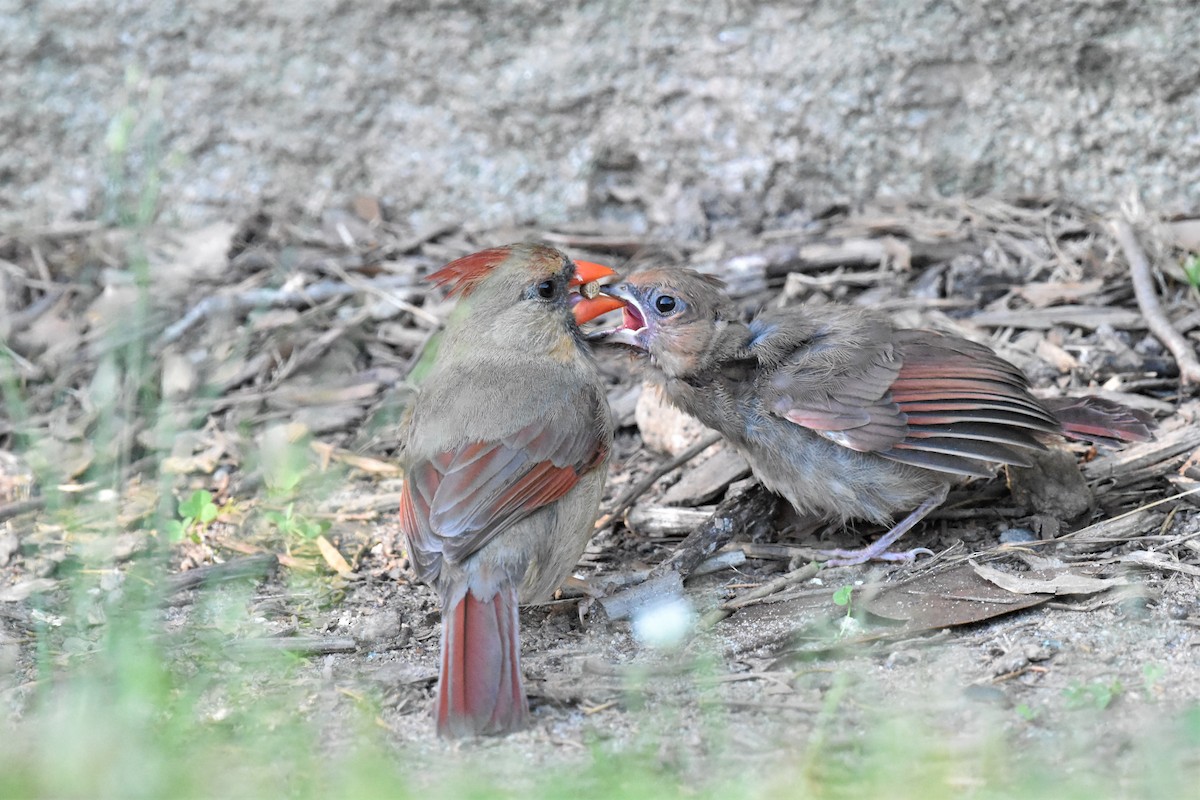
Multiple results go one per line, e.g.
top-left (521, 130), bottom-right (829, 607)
top-left (632, 596), bottom-right (696, 650)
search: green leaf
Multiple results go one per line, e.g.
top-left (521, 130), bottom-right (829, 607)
top-left (1183, 254), bottom-right (1200, 288)
top-left (179, 490), bottom-right (214, 520)
top-left (164, 519), bottom-right (189, 543)
top-left (1064, 679), bottom-right (1122, 711)
top-left (832, 585), bottom-right (854, 607)
top-left (197, 502), bottom-right (219, 525)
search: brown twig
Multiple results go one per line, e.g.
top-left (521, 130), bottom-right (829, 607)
top-left (159, 274), bottom-right (420, 346)
top-left (0, 497), bottom-right (47, 522)
top-left (697, 561), bottom-right (823, 630)
top-left (232, 636), bottom-right (358, 655)
top-left (164, 553), bottom-right (280, 596)
top-left (1110, 218), bottom-right (1200, 385)
top-left (648, 481), bottom-right (779, 581)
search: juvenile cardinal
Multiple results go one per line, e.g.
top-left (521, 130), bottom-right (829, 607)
top-left (593, 266), bottom-right (1154, 565)
top-left (398, 244), bottom-right (623, 737)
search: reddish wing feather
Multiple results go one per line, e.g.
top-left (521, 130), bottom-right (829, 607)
top-left (399, 467), bottom-right (443, 584)
top-left (770, 328), bottom-right (1060, 476)
top-left (398, 415), bottom-right (607, 578)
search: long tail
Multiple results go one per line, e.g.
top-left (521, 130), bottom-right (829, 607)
top-left (437, 583), bottom-right (528, 738)
top-left (1042, 396), bottom-right (1156, 447)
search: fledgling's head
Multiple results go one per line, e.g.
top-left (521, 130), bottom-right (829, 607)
top-left (427, 243), bottom-right (622, 349)
top-left (590, 266), bottom-right (742, 378)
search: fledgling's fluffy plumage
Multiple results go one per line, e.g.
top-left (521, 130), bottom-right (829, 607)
top-left (594, 266), bottom-right (1154, 564)
top-left (398, 244), bottom-right (620, 736)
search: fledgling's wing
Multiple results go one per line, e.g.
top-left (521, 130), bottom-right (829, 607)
top-left (879, 330), bottom-right (1060, 475)
top-left (753, 311), bottom-right (1059, 478)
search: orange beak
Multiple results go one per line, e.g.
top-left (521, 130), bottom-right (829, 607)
top-left (569, 260), bottom-right (626, 325)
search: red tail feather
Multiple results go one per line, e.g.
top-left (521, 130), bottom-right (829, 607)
top-left (437, 585), bottom-right (529, 737)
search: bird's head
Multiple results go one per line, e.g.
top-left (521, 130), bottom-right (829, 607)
top-left (589, 266), bottom-right (741, 378)
top-left (427, 243), bottom-right (624, 351)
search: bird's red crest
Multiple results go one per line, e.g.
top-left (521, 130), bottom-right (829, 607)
top-left (427, 246), bottom-right (514, 298)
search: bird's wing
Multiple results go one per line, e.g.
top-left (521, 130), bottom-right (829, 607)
top-left (757, 316), bottom-right (1060, 478)
top-left (399, 399), bottom-right (608, 584)
top-left (753, 310), bottom-right (912, 453)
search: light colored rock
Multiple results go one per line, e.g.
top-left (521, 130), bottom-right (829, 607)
top-left (635, 382), bottom-right (712, 457)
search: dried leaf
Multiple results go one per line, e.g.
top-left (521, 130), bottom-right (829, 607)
top-left (1035, 338), bottom-right (1080, 372)
top-left (1166, 218), bottom-right (1200, 251)
top-left (971, 561), bottom-right (1127, 595)
top-left (862, 564), bottom-right (1050, 629)
top-left (150, 223), bottom-right (238, 300)
top-left (315, 534), bottom-right (354, 577)
top-left (1016, 280), bottom-right (1103, 308)
top-left (30, 438), bottom-right (94, 481)
top-left (662, 446), bottom-right (751, 507)
top-left (1119, 550), bottom-right (1200, 578)
top-left (14, 303), bottom-right (82, 369)
top-left (161, 348), bottom-right (199, 400)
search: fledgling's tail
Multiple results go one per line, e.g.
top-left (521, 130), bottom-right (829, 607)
top-left (1043, 396), bottom-right (1156, 448)
top-left (436, 584), bottom-right (528, 738)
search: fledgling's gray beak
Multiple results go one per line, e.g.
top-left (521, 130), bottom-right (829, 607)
top-left (585, 283), bottom-right (649, 348)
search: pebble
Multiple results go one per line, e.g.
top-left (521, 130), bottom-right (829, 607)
top-left (1118, 597), bottom-right (1151, 620)
top-left (992, 655), bottom-right (1029, 676)
top-left (1165, 603), bottom-right (1190, 621)
top-left (352, 609), bottom-right (403, 644)
top-left (999, 527), bottom-right (1037, 544)
top-left (884, 650), bottom-right (919, 668)
top-left (1023, 643), bottom-right (1054, 662)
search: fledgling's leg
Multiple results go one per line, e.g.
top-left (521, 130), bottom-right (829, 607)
top-left (817, 484), bottom-right (949, 566)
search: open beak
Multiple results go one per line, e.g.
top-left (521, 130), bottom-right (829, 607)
top-left (585, 283), bottom-right (649, 348)
top-left (569, 260), bottom-right (625, 324)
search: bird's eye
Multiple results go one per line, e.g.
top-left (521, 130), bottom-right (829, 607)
top-left (654, 294), bottom-right (678, 314)
top-left (536, 280), bottom-right (555, 298)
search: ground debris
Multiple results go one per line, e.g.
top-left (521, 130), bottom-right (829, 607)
top-left (1, 195), bottom-right (1197, 749)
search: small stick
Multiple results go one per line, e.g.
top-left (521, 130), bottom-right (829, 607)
top-left (722, 561), bottom-right (821, 611)
top-left (698, 561), bottom-right (822, 629)
top-left (1111, 218), bottom-right (1200, 385)
top-left (648, 480), bottom-right (779, 581)
top-left (159, 275), bottom-right (420, 346)
top-left (164, 553), bottom-right (279, 595)
top-left (594, 433), bottom-right (722, 530)
top-left (233, 636), bottom-right (358, 655)
top-left (0, 497), bottom-right (46, 522)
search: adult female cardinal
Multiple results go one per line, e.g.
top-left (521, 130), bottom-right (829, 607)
top-left (398, 244), bottom-right (623, 737)
top-left (593, 266), bottom-right (1154, 565)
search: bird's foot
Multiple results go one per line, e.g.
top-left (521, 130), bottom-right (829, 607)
top-left (815, 487), bottom-right (947, 567)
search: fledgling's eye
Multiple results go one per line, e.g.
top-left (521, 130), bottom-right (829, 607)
top-left (536, 280), bottom-right (555, 298)
top-left (654, 294), bottom-right (678, 314)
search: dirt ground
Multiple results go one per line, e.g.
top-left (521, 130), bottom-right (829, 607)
top-left (3, 0), bottom-right (1200, 784)
top-left (3, 198), bottom-right (1199, 776)
top-left (4, 1), bottom-right (1200, 232)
